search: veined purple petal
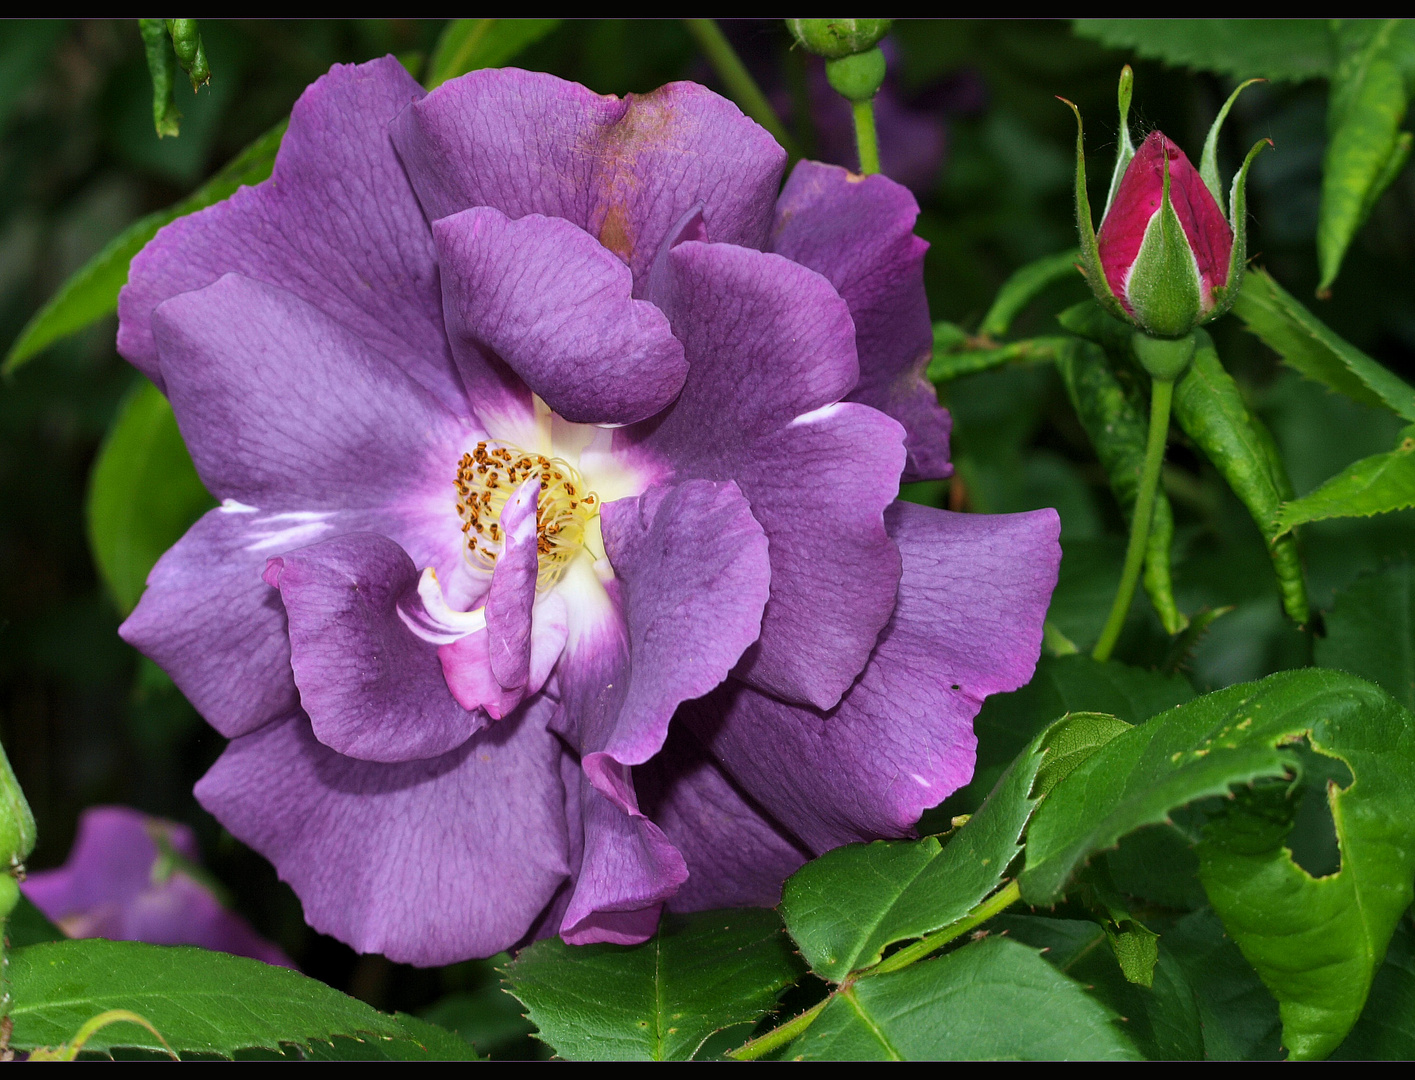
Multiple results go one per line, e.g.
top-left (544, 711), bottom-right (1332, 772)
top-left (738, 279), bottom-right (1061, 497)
top-left (118, 57), bottom-right (462, 412)
top-left (194, 704), bottom-right (570, 967)
top-left (771, 162), bottom-right (951, 482)
top-left (560, 768), bottom-right (687, 946)
top-left (440, 593), bottom-right (567, 721)
top-left (486, 478), bottom-right (540, 690)
top-left (434, 209), bottom-right (687, 426)
top-left (685, 501), bottom-right (1060, 851)
top-left (151, 273), bottom-right (467, 514)
top-left (264, 533), bottom-right (483, 763)
top-left (391, 69), bottom-right (785, 285)
top-left (632, 240), bottom-right (904, 710)
top-left (635, 723), bottom-right (809, 911)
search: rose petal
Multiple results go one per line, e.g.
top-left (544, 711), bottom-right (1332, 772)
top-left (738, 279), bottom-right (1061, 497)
top-left (152, 273), bottom-right (466, 514)
top-left (194, 704), bottom-right (570, 966)
top-left (771, 162), bottom-right (951, 482)
top-left (434, 209), bottom-right (687, 426)
top-left (392, 69), bottom-right (785, 285)
top-left (685, 501), bottom-right (1060, 851)
top-left (266, 533), bottom-right (484, 763)
top-left (118, 57), bottom-right (461, 411)
top-left (486, 478), bottom-right (540, 690)
top-left (632, 240), bottom-right (905, 709)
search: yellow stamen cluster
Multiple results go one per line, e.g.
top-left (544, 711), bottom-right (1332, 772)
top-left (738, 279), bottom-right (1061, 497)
top-left (455, 441), bottom-right (598, 590)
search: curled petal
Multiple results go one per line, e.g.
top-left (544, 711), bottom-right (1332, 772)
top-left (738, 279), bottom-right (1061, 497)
top-left (266, 533), bottom-right (484, 763)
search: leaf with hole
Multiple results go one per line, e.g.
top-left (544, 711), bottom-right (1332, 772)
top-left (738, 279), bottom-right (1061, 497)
top-left (1021, 668), bottom-right (1415, 1059)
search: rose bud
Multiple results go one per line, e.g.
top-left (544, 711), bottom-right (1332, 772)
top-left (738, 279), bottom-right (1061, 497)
top-left (1064, 67), bottom-right (1270, 350)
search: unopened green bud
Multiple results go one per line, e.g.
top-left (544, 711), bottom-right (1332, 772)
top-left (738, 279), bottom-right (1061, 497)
top-left (786, 18), bottom-right (892, 59)
top-left (825, 47), bottom-right (886, 103)
top-left (0, 738), bottom-right (35, 871)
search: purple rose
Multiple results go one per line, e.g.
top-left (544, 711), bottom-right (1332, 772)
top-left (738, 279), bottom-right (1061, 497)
top-left (116, 58), bottom-right (1060, 965)
top-left (22, 806), bottom-right (291, 966)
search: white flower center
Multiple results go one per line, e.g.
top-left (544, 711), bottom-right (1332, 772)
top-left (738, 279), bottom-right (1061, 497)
top-left (455, 440), bottom-right (600, 591)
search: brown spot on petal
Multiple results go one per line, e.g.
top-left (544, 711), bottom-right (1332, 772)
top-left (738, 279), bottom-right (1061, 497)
top-left (598, 202), bottom-right (634, 263)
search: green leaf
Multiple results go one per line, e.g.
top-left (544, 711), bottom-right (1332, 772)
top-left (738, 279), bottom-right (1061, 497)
top-left (425, 18), bottom-right (561, 89)
top-left (1332, 914), bottom-right (1415, 1059)
top-left (1057, 340), bottom-right (1186, 634)
top-left (7, 894), bottom-right (63, 948)
top-left (1230, 268), bottom-right (1415, 422)
top-left (7, 939), bottom-right (473, 1059)
top-left (977, 249), bottom-right (1081, 339)
top-left (999, 914), bottom-right (1205, 1060)
top-left (1318, 19), bottom-right (1414, 295)
top-left (1021, 668), bottom-right (1415, 1060)
top-left (1161, 908), bottom-right (1282, 1060)
top-left (1316, 560), bottom-right (1415, 711)
top-left (1072, 19), bottom-right (1336, 82)
top-left (502, 908), bottom-right (803, 1061)
top-left (86, 379), bottom-right (214, 615)
top-left (926, 335), bottom-right (1068, 383)
top-left (4, 118), bottom-right (286, 374)
top-left (790, 937), bottom-right (1140, 1061)
top-left (1274, 428), bottom-right (1415, 535)
top-left (1172, 331), bottom-right (1311, 624)
top-left (783, 712), bottom-right (1127, 983)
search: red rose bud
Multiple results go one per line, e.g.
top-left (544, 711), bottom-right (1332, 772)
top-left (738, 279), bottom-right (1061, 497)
top-left (1065, 69), bottom-right (1270, 344)
top-left (1098, 132), bottom-right (1231, 335)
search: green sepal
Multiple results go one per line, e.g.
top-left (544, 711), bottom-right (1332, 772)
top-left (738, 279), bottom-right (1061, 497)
top-left (0, 737), bottom-right (36, 872)
top-left (1125, 153), bottom-right (1205, 338)
top-left (1200, 78), bottom-right (1264, 214)
top-left (1060, 97), bottom-right (1128, 323)
top-left (1208, 137), bottom-right (1272, 321)
top-left (1102, 65), bottom-right (1136, 221)
top-left (138, 18), bottom-right (180, 138)
top-left (165, 19), bottom-right (209, 91)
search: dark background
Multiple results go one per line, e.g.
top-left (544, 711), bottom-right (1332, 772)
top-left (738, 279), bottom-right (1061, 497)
top-left (0, 19), bottom-right (1410, 1040)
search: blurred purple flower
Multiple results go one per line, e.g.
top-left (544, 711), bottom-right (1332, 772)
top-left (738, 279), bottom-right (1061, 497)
top-left (22, 806), bottom-right (291, 966)
top-left (115, 59), bottom-right (1059, 965)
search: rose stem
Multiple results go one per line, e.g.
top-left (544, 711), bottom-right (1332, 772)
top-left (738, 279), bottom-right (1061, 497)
top-left (852, 97), bottom-right (880, 175)
top-left (1092, 375), bottom-right (1174, 663)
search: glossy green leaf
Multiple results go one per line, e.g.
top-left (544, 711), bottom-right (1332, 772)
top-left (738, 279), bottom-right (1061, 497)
top-left (420, 984), bottom-right (539, 1060)
top-left (790, 937), bottom-right (1139, 1061)
top-left (4, 119), bottom-right (286, 374)
top-left (998, 914), bottom-right (1205, 1060)
top-left (1274, 427), bottom-right (1415, 535)
top-left (964, 654), bottom-right (1194, 808)
top-left (783, 712), bottom-right (1127, 983)
top-left (1057, 340), bottom-right (1186, 633)
top-left (1231, 268), bottom-right (1415, 422)
top-left (1332, 915), bottom-right (1415, 1059)
top-left (1318, 20), bottom-right (1414, 295)
top-left (425, 18), bottom-right (561, 89)
top-left (1316, 560), bottom-right (1415, 710)
top-left (7, 939), bottom-right (472, 1059)
top-left (1072, 19), bottom-right (1335, 82)
top-left (502, 908), bottom-right (803, 1061)
top-left (86, 379), bottom-right (214, 615)
top-left (1172, 331), bottom-right (1311, 624)
top-left (1021, 668), bottom-right (1415, 1060)
top-left (977, 248), bottom-right (1081, 338)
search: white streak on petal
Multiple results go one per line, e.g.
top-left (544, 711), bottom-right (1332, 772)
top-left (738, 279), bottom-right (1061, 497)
top-left (791, 402), bottom-right (846, 427)
top-left (399, 567), bottom-right (487, 645)
top-left (220, 499), bottom-right (258, 514)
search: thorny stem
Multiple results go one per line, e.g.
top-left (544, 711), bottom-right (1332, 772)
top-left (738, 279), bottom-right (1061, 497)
top-left (871, 879), bottom-right (1022, 976)
top-left (852, 98), bottom-right (880, 175)
top-left (728, 996), bottom-right (829, 1061)
top-left (681, 20), bottom-right (799, 159)
top-left (729, 880), bottom-right (1024, 1059)
top-left (1092, 376), bottom-right (1174, 663)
